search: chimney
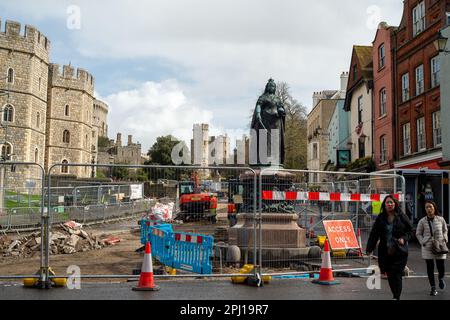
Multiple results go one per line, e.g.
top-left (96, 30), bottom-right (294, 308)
top-left (116, 133), bottom-right (122, 147)
top-left (340, 72), bottom-right (349, 93)
top-left (312, 92), bottom-right (322, 108)
top-left (128, 135), bottom-right (133, 146)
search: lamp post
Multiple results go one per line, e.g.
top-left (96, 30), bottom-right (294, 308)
top-left (434, 31), bottom-right (449, 54)
top-left (0, 76), bottom-right (11, 213)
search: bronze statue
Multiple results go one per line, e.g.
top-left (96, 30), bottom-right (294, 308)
top-left (251, 79), bottom-right (286, 166)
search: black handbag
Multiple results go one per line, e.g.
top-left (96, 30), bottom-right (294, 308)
top-left (394, 239), bottom-right (408, 255)
top-left (427, 218), bottom-right (449, 255)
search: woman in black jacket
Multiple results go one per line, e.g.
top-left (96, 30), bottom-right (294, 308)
top-left (366, 195), bottom-right (414, 300)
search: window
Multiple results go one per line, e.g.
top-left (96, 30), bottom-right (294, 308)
top-left (447, 12), bottom-right (450, 26)
top-left (402, 123), bottom-right (411, 156)
top-left (1, 143), bottom-right (12, 161)
top-left (61, 160), bottom-right (69, 174)
top-left (34, 148), bottom-right (38, 163)
top-left (402, 73), bottom-right (410, 102)
top-left (3, 104), bottom-right (14, 122)
top-left (353, 64), bottom-right (357, 81)
top-left (359, 140), bottom-right (365, 159)
top-left (358, 96), bottom-right (363, 124)
top-left (417, 117), bottom-right (426, 151)
top-left (431, 56), bottom-right (440, 88)
top-left (413, 1), bottom-right (426, 36)
top-left (433, 111), bottom-right (441, 147)
top-left (38, 77), bottom-right (41, 92)
top-left (380, 135), bottom-right (387, 164)
top-left (36, 112), bottom-right (40, 128)
top-left (380, 88), bottom-right (387, 116)
top-left (379, 44), bottom-right (386, 69)
top-left (415, 65), bottom-right (424, 96)
top-left (63, 130), bottom-right (70, 144)
top-left (7, 68), bottom-right (14, 84)
top-left (65, 105), bottom-right (70, 117)
top-left (312, 143), bottom-right (318, 160)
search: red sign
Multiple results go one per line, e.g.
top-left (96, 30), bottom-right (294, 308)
top-left (322, 220), bottom-right (360, 250)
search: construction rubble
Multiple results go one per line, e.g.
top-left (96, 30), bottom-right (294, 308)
top-left (0, 221), bottom-right (119, 258)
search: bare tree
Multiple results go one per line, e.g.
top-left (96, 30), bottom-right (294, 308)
top-left (276, 82), bottom-right (308, 169)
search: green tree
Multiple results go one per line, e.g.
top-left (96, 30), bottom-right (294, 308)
top-left (97, 136), bottom-right (111, 149)
top-left (276, 82), bottom-right (308, 169)
top-left (147, 135), bottom-right (181, 165)
top-left (146, 135), bottom-right (187, 180)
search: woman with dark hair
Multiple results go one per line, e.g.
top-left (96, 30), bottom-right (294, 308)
top-left (416, 201), bottom-right (448, 296)
top-left (366, 195), bottom-right (414, 300)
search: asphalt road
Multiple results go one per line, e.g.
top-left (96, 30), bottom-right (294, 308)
top-left (0, 276), bottom-right (449, 301)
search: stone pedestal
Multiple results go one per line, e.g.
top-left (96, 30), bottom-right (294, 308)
top-left (228, 213), bottom-right (306, 248)
top-left (227, 167), bottom-right (315, 266)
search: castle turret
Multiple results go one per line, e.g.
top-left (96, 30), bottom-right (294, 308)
top-left (45, 62), bottom-right (96, 177)
top-left (0, 19), bottom-right (50, 190)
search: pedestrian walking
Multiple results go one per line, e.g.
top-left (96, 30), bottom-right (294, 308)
top-left (416, 201), bottom-right (448, 296)
top-left (366, 195), bottom-right (414, 300)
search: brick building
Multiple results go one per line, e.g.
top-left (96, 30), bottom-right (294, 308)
top-left (372, 23), bottom-right (398, 170)
top-left (394, 0), bottom-right (450, 169)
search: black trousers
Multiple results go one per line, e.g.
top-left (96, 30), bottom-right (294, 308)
top-left (426, 259), bottom-right (446, 288)
top-left (385, 254), bottom-right (408, 300)
top-left (387, 269), bottom-right (403, 299)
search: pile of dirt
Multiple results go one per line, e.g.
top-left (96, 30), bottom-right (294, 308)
top-left (0, 221), bottom-right (120, 258)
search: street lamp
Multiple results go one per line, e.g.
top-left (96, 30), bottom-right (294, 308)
top-left (434, 31), bottom-right (450, 54)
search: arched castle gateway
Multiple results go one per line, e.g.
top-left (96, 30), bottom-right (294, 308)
top-left (0, 18), bottom-right (109, 192)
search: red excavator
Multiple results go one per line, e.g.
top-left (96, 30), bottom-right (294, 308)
top-left (177, 171), bottom-right (217, 223)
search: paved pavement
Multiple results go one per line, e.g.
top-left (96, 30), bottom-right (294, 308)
top-left (0, 276), bottom-right (449, 300)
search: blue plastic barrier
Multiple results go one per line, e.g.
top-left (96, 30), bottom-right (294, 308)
top-left (140, 219), bottom-right (173, 244)
top-left (140, 218), bottom-right (214, 274)
top-left (169, 232), bottom-right (214, 274)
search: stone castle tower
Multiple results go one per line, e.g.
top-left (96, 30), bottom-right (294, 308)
top-left (93, 98), bottom-right (108, 138)
top-left (45, 63), bottom-right (96, 178)
top-left (0, 18), bottom-right (109, 191)
top-left (0, 19), bottom-right (50, 189)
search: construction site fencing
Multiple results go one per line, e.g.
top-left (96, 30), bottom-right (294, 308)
top-left (44, 164), bottom-right (258, 280)
top-left (1, 162), bottom-right (407, 283)
top-left (258, 168), bottom-right (405, 276)
top-left (0, 162), bottom-right (45, 280)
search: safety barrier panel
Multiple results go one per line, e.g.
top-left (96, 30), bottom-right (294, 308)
top-left (170, 231), bottom-right (214, 274)
top-left (262, 191), bottom-right (405, 202)
top-left (141, 219), bottom-right (214, 274)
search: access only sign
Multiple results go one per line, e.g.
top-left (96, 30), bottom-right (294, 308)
top-left (322, 220), bottom-right (360, 250)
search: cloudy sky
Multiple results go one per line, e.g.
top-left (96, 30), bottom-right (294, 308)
top-left (0, 0), bottom-right (404, 151)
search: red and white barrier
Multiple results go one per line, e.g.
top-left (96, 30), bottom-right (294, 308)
top-left (174, 233), bottom-right (204, 244)
top-left (152, 228), bottom-right (165, 238)
top-left (262, 191), bottom-right (404, 202)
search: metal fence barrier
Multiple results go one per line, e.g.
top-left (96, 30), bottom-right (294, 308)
top-left (43, 163), bottom-right (258, 282)
top-left (0, 162), bottom-right (408, 287)
top-left (258, 168), bottom-right (405, 276)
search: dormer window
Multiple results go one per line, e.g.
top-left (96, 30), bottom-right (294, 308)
top-left (413, 1), bottom-right (426, 36)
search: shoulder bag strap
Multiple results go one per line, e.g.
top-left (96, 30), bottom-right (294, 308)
top-left (427, 219), bottom-right (434, 238)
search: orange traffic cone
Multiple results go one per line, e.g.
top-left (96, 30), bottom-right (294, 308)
top-left (133, 241), bottom-right (160, 291)
top-left (312, 240), bottom-right (340, 285)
